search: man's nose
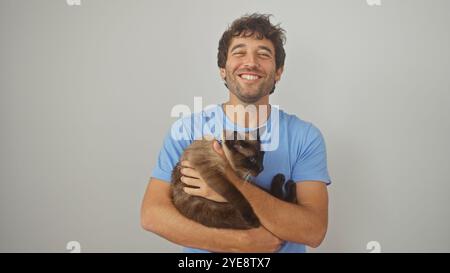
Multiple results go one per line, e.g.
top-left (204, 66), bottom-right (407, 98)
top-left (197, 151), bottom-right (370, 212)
top-left (243, 54), bottom-right (259, 68)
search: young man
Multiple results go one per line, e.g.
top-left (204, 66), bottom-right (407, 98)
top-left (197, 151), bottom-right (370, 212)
top-left (141, 14), bottom-right (332, 253)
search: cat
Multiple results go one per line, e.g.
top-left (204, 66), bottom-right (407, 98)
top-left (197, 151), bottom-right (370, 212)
top-left (170, 130), bottom-right (297, 229)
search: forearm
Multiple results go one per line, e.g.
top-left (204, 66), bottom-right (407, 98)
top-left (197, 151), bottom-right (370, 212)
top-left (142, 200), bottom-right (248, 252)
top-left (229, 175), bottom-right (327, 247)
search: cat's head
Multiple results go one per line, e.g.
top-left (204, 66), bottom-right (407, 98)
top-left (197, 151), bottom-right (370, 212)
top-left (221, 130), bottom-right (265, 180)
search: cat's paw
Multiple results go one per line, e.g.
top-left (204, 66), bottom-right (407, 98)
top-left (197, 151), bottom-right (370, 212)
top-left (273, 173), bottom-right (286, 183)
top-left (270, 173), bottom-right (286, 200)
top-left (284, 179), bottom-right (297, 203)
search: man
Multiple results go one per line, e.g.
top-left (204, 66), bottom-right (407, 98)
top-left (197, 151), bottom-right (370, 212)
top-left (141, 13), bottom-right (331, 253)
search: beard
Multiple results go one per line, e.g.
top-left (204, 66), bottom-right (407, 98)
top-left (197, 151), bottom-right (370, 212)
top-left (224, 69), bottom-right (276, 104)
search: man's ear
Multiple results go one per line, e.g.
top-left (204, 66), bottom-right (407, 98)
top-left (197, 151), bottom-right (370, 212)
top-left (219, 68), bottom-right (226, 81)
top-left (275, 66), bottom-right (284, 82)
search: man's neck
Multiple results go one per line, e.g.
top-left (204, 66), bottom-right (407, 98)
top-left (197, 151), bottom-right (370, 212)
top-left (222, 96), bottom-right (271, 129)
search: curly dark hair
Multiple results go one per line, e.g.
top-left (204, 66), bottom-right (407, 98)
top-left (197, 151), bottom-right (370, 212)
top-left (217, 13), bottom-right (286, 71)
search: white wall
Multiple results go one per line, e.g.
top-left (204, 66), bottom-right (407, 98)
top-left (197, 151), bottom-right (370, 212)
top-left (1, 0), bottom-right (449, 252)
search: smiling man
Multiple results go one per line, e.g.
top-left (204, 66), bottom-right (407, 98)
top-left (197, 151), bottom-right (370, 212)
top-left (221, 37), bottom-right (280, 103)
top-left (141, 13), bottom-right (332, 253)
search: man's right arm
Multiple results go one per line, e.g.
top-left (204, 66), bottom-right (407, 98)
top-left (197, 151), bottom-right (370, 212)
top-left (140, 178), bottom-right (282, 253)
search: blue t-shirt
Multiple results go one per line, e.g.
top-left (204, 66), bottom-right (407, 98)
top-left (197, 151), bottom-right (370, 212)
top-left (151, 104), bottom-right (331, 253)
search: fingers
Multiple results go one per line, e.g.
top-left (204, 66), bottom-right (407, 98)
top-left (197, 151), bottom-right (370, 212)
top-left (180, 161), bottom-right (201, 178)
top-left (183, 186), bottom-right (204, 197)
top-left (180, 166), bottom-right (200, 178)
top-left (181, 176), bottom-right (228, 203)
top-left (180, 160), bottom-right (193, 168)
top-left (213, 141), bottom-right (224, 155)
top-left (180, 176), bottom-right (201, 187)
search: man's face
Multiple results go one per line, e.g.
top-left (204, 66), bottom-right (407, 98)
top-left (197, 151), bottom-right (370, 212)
top-left (220, 34), bottom-right (283, 103)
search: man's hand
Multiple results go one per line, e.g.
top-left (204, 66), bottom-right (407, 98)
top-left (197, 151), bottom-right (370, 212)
top-left (180, 160), bottom-right (228, 203)
top-left (237, 226), bottom-right (283, 253)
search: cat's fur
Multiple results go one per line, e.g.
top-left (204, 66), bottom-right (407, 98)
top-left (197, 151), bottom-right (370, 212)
top-left (170, 131), bottom-right (297, 229)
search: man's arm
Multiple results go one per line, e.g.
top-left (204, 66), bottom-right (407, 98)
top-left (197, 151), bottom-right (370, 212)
top-left (140, 178), bottom-right (282, 252)
top-left (227, 171), bottom-right (329, 248)
top-left (205, 140), bottom-right (328, 248)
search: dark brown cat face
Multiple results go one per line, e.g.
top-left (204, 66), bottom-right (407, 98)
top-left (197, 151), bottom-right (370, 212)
top-left (222, 131), bottom-right (265, 179)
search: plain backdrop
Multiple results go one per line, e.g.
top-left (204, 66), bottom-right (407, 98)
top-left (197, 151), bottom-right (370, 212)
top-left (1, 0), bottom-right (449, 252)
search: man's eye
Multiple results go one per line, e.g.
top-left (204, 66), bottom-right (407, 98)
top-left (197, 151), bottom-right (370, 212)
top-left (233, 52), bottom-right (244, 56)
top-left (259, 53), bottom-right (271, 58)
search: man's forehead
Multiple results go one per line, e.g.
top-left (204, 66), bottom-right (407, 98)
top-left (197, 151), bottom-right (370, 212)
top-left (228, 35), bottom-right (275, 51)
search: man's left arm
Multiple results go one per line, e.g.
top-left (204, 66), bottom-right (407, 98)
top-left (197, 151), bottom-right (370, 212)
top-left (226, 168), bottom-right (328, 248)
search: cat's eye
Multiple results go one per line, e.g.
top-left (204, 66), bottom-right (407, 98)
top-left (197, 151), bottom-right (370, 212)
top-left (249, 157), bottom-right (257, 164)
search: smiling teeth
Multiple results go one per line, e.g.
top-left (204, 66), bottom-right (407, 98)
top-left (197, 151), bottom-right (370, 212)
top-left (241, 74), bottom-right (259, 80)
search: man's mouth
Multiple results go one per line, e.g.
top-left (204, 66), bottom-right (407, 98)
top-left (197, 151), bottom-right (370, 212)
top-left (238, 73), bottom-right (262, 81)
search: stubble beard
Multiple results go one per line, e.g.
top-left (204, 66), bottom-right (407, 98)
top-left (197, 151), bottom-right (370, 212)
top-left (225, 70), bottom-right (276, 104)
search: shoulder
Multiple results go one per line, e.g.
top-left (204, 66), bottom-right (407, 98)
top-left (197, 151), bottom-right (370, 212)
top-left (277, 109), bottom-right (327, 157)
top-left (278, 108), bottom-right (320, 137)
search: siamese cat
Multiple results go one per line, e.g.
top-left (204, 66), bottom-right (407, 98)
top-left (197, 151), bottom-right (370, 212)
top-left (170, 130), bottom-right (297, 229)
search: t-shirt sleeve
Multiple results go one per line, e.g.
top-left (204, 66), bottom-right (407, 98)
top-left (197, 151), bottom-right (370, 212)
top-left (291, 123), bottom-right (332, 185)
top-left (151, 118), bottom-right (192, 183)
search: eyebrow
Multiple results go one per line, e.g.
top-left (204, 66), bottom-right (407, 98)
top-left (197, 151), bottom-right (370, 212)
top-left (230, 44), bottom-right (273, 55)
top-left (230, 44), bottom-right (246, 52)
top-left (257, 46), bottom-right (273, 55)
